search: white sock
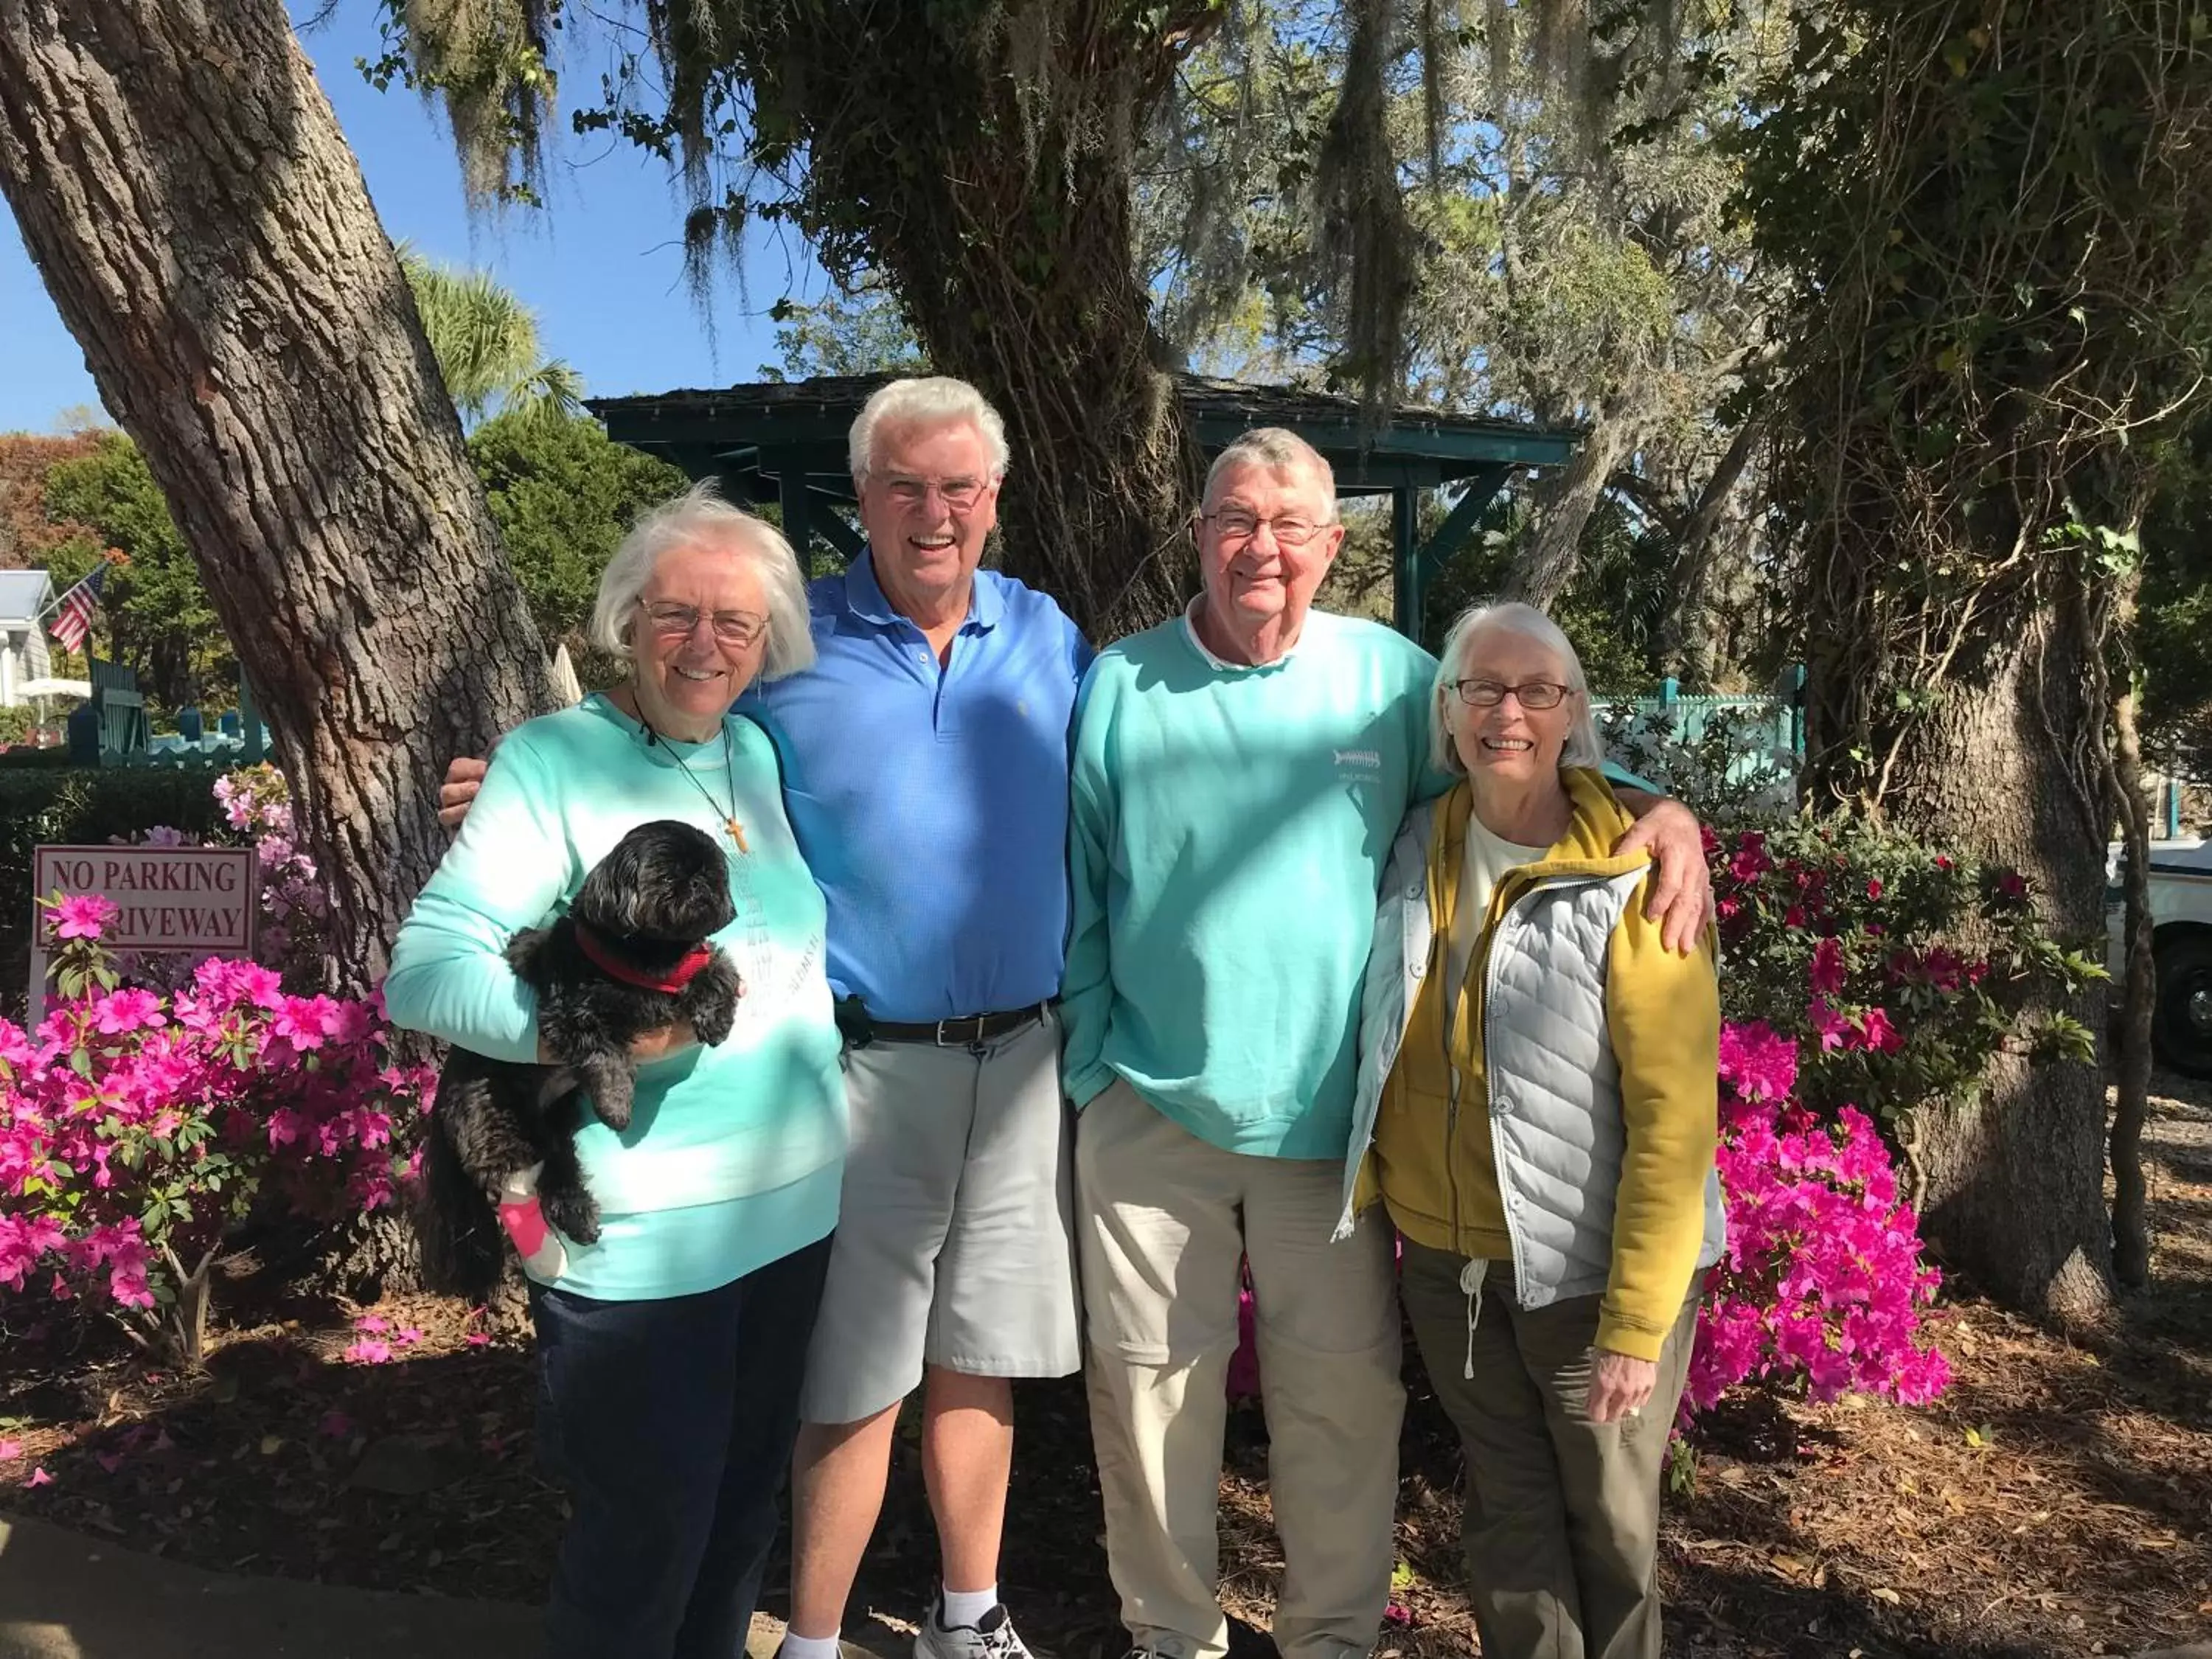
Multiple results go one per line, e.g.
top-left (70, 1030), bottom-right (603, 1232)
top-left (780, 1632), bottom-right (841, 1659)
top-left (940, 1586), bottom-right (999, 1628)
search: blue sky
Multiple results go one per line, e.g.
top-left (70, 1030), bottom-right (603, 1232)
top-left (0, 4), bottom-right (820, 435)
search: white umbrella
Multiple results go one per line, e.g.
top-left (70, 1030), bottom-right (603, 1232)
top-left (550, 644), bottom-right (585, 707)
top-left (18, 676), bottom-right (91, 699)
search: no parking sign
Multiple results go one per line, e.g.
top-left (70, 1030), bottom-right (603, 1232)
top-left (28, 844), bottom-right (257, 1023)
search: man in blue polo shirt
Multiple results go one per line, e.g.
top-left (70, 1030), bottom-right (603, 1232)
top-left (751, 379), bottom-right (1088, 1659)
top-left (441, 378), bottom-right (1087, 1659)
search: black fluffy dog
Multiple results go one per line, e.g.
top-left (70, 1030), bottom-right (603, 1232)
top-left (414, 818), bottom-right (743, 1300)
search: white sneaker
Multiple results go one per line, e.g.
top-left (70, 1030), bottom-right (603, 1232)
top-left (913, 1599), bottom-right (1034, 1659)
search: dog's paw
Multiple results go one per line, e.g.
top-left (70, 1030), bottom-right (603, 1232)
top-left (591, 1094), bottom-right (633, 1132)
top-left (542, 1188), bottom-right (601, 1246)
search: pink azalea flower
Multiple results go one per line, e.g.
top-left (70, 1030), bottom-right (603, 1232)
top-left (269, 995), bottom-right (343, 1050)
top-left (1858, 1006), bottom-right (1905, 1054)
top-left (354, 1313), bottom-right (389, 1333)
top-left (26, 1467), bottom-right (52, 1487)
top-left (1809, 937), bottom-right (1848, 998)
top-left (93, 989), bottom-right (166, 1035)
top-left (49, 894), bottom-right (118, 941)
top-left (343, 1339), bottom-right (394, 1365)
top-left (1808, 999), bottom-right (1851, 1052)
top-left (1728, 833), bottom-right (1773, 883)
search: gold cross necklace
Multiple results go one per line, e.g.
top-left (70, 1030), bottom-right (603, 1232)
top-left (624, 693), bottom-right (750, 852)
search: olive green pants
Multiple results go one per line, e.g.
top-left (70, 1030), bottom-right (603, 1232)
top-left (1398, 1238), bottom-right (1699, 1659)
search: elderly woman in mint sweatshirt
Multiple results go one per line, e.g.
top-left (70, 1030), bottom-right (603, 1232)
top-left (1346, 600), bottom-right (1722, 1659)
top-left (383, 483), bottom-right (846, 1659)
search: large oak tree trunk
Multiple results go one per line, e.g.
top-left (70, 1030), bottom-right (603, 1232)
top-left (1805, 598), bottom-right (2114, 1328)
top-left (717, 1), bottom-right (1206, 643)
top-left (0, 0), bottom-right (557, 990)
top-left (880, 145), bottom-right (1202, 642)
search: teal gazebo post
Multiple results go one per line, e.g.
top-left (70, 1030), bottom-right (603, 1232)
top-left (1388, 464), bottom-right (1516, 644)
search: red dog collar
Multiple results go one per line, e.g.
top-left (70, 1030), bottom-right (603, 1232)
top-left (573, 922), bottom-right (714, 994)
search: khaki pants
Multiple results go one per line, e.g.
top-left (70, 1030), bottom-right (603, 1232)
top-left (1398, 1238), bottom-right (1699, 1659)
top-left (1075, 1079), bottom-right (1404, 1659)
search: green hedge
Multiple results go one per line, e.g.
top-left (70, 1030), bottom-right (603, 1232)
top-left (0, 745), bottom-right (74, 771)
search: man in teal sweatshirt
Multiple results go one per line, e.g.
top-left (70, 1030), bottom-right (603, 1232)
top-left (1061, 428), bottom-right (1710, 1659)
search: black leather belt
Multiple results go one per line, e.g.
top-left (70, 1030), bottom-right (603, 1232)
top-left (866, 1001), bottom-right (1053, 1047)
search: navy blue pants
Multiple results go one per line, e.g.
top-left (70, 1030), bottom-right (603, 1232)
top-left (532, 1236), bottom-right (832, 1659)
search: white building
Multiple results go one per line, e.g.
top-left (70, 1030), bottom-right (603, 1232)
top-left (0, 569), bottom-right (56, 708)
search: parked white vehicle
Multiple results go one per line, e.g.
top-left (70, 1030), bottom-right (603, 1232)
top-left (2110, 839), bottom-right (2212, 1079)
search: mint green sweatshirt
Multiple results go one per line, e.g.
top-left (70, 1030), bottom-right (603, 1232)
top-left (1062, 608), bottom-right (1448, 1158)
top-left (383, 694), bottom-right (846, 1301)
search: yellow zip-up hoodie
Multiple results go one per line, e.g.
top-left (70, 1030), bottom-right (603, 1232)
top-left (1368, 768), bottom-right (1719, 1361)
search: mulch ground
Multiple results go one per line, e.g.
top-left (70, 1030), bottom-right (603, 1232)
top-left (1, 1074), bottom-right (2207, 1659)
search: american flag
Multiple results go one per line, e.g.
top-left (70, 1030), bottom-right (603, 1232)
top-left (47, 562), bottom-right (109, 656)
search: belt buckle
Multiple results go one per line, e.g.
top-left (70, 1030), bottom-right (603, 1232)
top-left (935, 1014), bottom-right (984, 1047)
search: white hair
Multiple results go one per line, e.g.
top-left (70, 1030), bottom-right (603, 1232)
top-left (849, 376), bottom-right (1010, 484)
top-left (588, 479), bottom-right (816, 682)
top-left (1201, 427), bottom-right (1340, 521)
top-left (1430, 600), bottom-right (1604, 776)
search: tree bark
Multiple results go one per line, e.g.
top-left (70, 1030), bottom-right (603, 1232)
top-left (1659, 408), bottom-right (1766, 683)
top-left (1807, 598), bottom-right (2115, 1329)
top-left (1505, 405), bottom-right (1639, 610)
top-left (0, 0), bottom-right (558, 990)
top-left (886, 167), bottom-right (1203, 640)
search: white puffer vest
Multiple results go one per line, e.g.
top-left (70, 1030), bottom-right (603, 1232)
top-left (1334, 806), bottom-right (1727, 1312)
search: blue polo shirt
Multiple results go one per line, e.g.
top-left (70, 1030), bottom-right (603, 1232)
top-left (738, 550), bottom-right (1092, 1023)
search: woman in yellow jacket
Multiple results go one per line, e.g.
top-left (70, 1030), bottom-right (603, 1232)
top-left (1346, 601), bottom-right (1722, 1659)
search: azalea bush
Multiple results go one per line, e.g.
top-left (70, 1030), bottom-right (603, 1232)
top-left (0, 899), bottom-right (432, 1361)
top-left (1710, 815), bottom-right (2104, 1131)
top-left (1686, 1019), bottom-right (1949, 1420)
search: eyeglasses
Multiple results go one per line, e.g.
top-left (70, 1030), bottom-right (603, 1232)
top-left (637, 600), bottom-right (769, 648)
top-left (881, 476), bottom-right (989, 511)
top-left (1450, 678), bottom-right (1573, 710)
top-left (1203, 509), bottom-right (1331, 547)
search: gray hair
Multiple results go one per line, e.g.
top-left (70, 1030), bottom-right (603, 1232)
top-left (1430, 600), bottom-right (1604, 776)
top-left (849, 376), bottom-right (1010, 484)
top-left (588, 479), bottom-right (816, 682)
top-left (1201, 428), bottom-right (1340, 522)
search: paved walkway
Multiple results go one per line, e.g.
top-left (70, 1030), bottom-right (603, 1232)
top-left (13, 1510), bottom-right (2203, 1659)
top-left (0, 1512), bottom-right (911, 1659)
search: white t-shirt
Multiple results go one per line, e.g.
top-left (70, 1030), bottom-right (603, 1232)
top-left (1444, 812), bottom-right (1554, 1019)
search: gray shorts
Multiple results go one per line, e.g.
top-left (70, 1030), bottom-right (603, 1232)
top-left (799, 1008), bottom-right (1082, 1425)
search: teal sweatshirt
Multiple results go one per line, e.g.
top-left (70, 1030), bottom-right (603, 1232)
top-left (383, 694), bottom-right (846, 1301)
top-left (1062, 608), bottom-right (1450, 1158)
